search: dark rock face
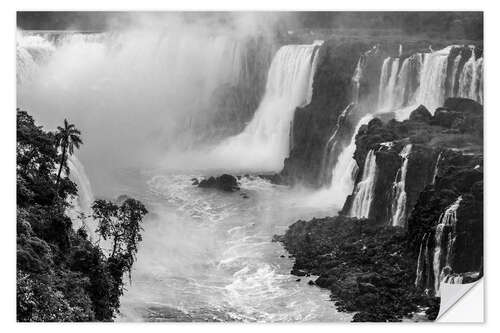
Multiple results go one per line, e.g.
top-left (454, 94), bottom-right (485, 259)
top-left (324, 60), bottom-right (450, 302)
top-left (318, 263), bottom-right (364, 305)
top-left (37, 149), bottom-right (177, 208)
top-left (278, 96), bottom-right (482, 319)
top-left (409, 105), bottom-right (432, 123)
top-left (407, 150), bottom-right (483, 292)
top-left (280, 39), bottom-right (381, 187)
top-left (342, 99), bottom-right (483, 227)
top-left (197, 174), bottom-right (240, 192)
top-left (277, 216), bottom-right (439, 322)
top-left (278, 40), bottom-right (475, 189)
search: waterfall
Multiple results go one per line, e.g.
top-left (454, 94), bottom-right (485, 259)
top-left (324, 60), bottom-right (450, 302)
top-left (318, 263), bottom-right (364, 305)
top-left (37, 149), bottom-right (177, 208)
top-left (449, 54), bottom-right (462, 97)
top-left (352, 56), bottom-right (365, 104)
top-left (458, 48), bottom-right (484, 104)
top-left (377, 54), bottom-right (422, 119)
top-left (66, 155), bottom-right (97, 238)
top-left (375, 45), bottom-right (483, 123)
top-left (417, 47), bottom-right (452, 112)
top-left (17, 29), bottom-right (274, 169)
top-left (390, 144), bottom-right (412, 227)
top-left (321, 114), bottom-right (374, 207)
top-left (432, 196), bottom-right (463, 296)
top-left (378, 58), bottom-right (401, 111)
top-left (378, 57), bottom-right (391, 109)
top-left (212, 42), bottom-right (322, 171)
top-left (431, 151), bottom-right (443, 184)
top-left (349, 149), bottom-right (378, 218)
top-left (320, 54), bottom-right (366, 186)
top-left (319, 103), bottom-right (353, 182)
top-left (415, 233), bottom-right (428, 287)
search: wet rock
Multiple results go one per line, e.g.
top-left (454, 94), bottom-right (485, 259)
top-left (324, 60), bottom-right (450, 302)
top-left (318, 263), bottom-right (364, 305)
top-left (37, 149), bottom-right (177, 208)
top-left (197, 174), bottom-right (240, 192)
top-left (409, 105), bottom-right (432, 123)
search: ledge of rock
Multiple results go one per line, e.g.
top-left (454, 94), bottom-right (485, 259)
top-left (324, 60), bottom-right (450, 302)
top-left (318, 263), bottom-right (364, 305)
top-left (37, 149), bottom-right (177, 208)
top-left (195, 174), bottom-right (240, 192)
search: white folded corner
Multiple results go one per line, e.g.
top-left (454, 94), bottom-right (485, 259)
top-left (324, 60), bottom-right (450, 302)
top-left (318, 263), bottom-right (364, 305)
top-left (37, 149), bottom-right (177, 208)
top-left (437, 278), bottom-right (484, 322)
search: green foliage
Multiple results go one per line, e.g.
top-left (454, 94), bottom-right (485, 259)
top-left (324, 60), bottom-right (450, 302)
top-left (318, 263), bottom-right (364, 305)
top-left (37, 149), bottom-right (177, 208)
top-left (16, 109), bottom-right (147, 321)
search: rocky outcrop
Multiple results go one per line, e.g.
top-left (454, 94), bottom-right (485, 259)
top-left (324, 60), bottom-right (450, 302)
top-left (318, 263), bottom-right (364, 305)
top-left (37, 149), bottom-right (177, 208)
top-left (280, 39), bottom-right (376, 187)
top-left (275, 215), bottom-right (439, 322)
top-left (195, 174), bottom-right (240, 192)
top-left (408, 150), bottom-right (483, 293)
top-left (276, 97), bottom-right (482, 319)
top-left (342, 99), bottom-right (483, 227)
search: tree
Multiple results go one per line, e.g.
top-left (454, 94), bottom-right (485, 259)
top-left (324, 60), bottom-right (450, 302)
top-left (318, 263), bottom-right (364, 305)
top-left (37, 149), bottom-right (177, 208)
top-left (55, 119), bottom-right (82, 192)
top-left (92, 198), bottom-right (148, 274)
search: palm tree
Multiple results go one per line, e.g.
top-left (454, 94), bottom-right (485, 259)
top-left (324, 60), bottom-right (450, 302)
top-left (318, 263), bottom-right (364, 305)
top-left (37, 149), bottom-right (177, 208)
top-left (55, 119), bottom-right (82, 189)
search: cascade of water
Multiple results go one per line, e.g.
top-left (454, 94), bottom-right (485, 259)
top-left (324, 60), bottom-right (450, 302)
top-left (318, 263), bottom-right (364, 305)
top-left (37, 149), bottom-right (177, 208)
top-left (66, 155), bottom-right (96, 237)
top-left (377, 57), bottom-right (391, 109)
top-left (352, 56), bottom-right (365, 104)
top-left (415, 232), bottom-right (428, 287)
top-left (377, 53), bottom-right (423, 118)
top-left (16, 31), bottom-right (57, 84)
top-left (212, 42), bottom-right (323, 171)
top-left (449, 54), bottom-right (462, 97)
top-left (432, 196), bottom-right (463, 295)
top-left (390, 144), bottom-right (412, 227)
top-left (304, 40), bottom-right (324, 105)
top-left (349, 149), bottom-right (378, 218)
top-left (431, 151), bottom-right (443, 184)
top-left (458, 48), bottom-right (484, 104)
top-left (378, 58), bottom-right (401, 111)
top-left (417, 46), bottom-right (453, 113)
top-left (17, 29), bottom-right (269, 165)
top-left (319, 103), bottom-right (353, 181)
top-left (320, 54), bottom-right (366, 187)
top-left (326, 114), bottom-right (374, 206)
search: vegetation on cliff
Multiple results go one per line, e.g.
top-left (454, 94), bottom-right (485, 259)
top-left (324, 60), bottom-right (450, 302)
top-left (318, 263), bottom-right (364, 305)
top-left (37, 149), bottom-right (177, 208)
top-left (17, 109), bottom-right (148, 321)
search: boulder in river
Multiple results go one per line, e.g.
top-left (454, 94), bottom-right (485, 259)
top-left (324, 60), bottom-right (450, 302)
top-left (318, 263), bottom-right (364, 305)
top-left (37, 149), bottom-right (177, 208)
top-left (197, 174), bottom-right (240, 192)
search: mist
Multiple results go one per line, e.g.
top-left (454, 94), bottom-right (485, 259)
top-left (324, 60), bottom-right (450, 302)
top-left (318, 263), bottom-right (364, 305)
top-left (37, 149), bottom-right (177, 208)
top-left (17, 12), bottom-right (289, 195)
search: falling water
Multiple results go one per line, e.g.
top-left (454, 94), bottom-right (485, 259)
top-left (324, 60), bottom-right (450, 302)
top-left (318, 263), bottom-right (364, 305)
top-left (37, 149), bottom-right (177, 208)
top-left (415, 233), bottom-right (428, 287)
top-left (319, 103), bottom-right (353, 182)
top-left (212, 42), bottom-right (322, 171)
top-left (349, 149), bottom-right (378, 218)
top-left (351, 56), bottom-right (365, 104)
top-left (378, 58), bottom-right (401, 111)
top-left (431, 152), bottom-right (443, 184)
top-left (417, 46), bottom-right (452, 112)
top-left (432, 196), bottom-right (463, 296)
top-left (448, 54), bottom-right (462, 97)
top-left (66, 155), bottom-right (97, 237)
top-left (16, 28), bottom-right (274, 181)
top-left (377, 57), bottom-right (391, 109)
top-left (390, 144), bottom-right (412, 227)
top-left (458, 48), bottom-right (484, 104)
top-left (320, 54), bottom-right (366, 190)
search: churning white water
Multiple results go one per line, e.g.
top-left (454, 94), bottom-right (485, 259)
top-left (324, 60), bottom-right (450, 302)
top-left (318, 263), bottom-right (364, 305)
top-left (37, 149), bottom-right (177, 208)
top-left (211, 42), bottom-right (322, 172)
top-left (117, 174), bottom-right (351, 322)
top-left (17, 28), bottom-right (352, 321)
